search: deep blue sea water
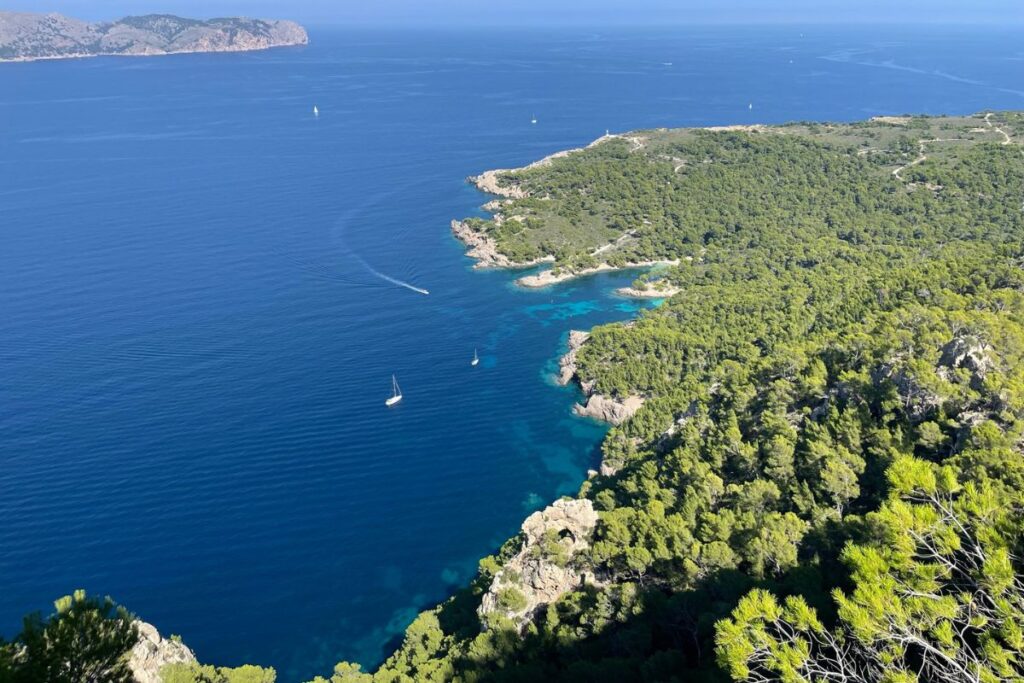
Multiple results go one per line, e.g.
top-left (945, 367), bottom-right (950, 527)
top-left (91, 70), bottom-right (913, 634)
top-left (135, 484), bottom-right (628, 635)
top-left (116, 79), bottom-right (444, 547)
top-left (1, 25), bottom-right (1022, 681)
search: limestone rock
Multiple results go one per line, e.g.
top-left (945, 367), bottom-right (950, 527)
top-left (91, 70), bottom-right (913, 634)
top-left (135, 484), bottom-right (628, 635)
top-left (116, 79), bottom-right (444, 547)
top-left (574, 393), bottom-right (645, 426)
top-left (557, 330), bottom-right (590, 385)
top-left (479, 498), bottom-right (600, 629)
top-left (450, 220), bottom-right (513, 268)
top-left (471, 170), bottom-right (527, 199)
top-left (938, 336), bottom-right (993, 387)
top-left (128, 620), bottom-right (197, 683)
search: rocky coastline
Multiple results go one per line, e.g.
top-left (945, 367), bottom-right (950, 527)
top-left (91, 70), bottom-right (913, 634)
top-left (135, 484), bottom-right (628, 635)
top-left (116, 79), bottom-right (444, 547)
top-left (449, 219), bottom-right (554, 269)
top-left (614, 279), bottom-right (681, 298)
top-left (573, 393), bottom-right (646, 426)
top-left (453, 133), bottom-right (683, 287)
top-left (557, 329), bottom-right (646, 430)
top-left (467, 134), bottom-right (617, 200)
top-left (516, 260), bottom-right (680, 288)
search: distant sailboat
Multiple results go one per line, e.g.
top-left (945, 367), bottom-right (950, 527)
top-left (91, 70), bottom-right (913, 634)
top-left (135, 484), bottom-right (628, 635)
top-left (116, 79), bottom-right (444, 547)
top-left (531, 114), bottom-right (538, 124)
top-left (385, 374), bottom-right (402, 406)
top-left (748, 103), bottom-right (753, 110)
top-left (313, 105), bottom-right (320, 117)
top-left (471, 348), bottom-right (479, 366)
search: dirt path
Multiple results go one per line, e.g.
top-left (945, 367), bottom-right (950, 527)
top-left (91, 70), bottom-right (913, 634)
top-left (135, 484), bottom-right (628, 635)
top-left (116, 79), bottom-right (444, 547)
top-left (984, 112), bottom-right (1013, 146)
top-left (893, 114), bottom-right (1019, 181)
top-left (892, 141), bottom-right (929, 180)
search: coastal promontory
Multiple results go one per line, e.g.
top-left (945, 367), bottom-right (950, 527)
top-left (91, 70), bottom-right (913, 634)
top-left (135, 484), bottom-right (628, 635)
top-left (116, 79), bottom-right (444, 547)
top-left (0, 12), bottom-right (308, 62)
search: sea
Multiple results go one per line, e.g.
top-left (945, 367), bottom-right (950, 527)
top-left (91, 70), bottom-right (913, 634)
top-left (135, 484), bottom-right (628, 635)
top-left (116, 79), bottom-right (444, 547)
top-left (1, 25), bottom-right (1022, 682)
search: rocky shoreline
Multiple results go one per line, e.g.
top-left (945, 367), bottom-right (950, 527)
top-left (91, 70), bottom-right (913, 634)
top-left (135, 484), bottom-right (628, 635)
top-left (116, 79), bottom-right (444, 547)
top-left (516, 260), bottom-right (680, 288)
top-left (557, 329), bottom-right (645, 429)
top-left (573, 393), bottom-right (646, 426)
top-left (450, 220), bottom-right (554, 270)
top-left (614, 280), bottom-right (681, 298)
top-left (453, 132), bottom-right (684, 288)
top-left (467, 134), bottom-right (616, 199)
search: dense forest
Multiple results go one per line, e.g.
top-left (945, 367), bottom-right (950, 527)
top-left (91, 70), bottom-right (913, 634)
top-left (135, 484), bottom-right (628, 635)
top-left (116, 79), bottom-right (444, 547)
top-left (5, 112), bottom-right (1024, 682)
top-left (320, 112), bottom-right (1024, 682)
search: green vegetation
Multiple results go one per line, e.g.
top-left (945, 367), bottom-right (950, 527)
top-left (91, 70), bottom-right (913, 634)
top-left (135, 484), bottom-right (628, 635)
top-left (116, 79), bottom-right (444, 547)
top-left (468, 113), bottom-right (1024, 271)
top-left (0, 590), bottom-right (139, 683)
top-left (161, 663), bottom-right (277, 683)
top-left (315, 112), bottom-right (1024, 681)
top-left (717, 458), bottom-right (1024, 682)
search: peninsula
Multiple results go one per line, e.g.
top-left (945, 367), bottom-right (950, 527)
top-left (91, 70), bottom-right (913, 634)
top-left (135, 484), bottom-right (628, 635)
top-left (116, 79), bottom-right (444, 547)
top-left (0, 12), bottom-right (308, 62)
top-left (453, 113), bottom-right (1024, 289)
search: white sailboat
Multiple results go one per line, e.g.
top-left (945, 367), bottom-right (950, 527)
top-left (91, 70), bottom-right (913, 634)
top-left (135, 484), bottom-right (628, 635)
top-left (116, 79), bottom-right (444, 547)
top-left (531, 114), bottom-right (538, 124)
top-left (313, 105), bottom-right (320, 117)
top-left (385, 374), bottom-right (402, 406)
top-left (471, 348), bottom-right (479, 366)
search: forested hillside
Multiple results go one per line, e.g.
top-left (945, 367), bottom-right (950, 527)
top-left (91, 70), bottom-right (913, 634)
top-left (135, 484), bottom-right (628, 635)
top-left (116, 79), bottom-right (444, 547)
top-left (318, 112), bottom-right (1024, 682)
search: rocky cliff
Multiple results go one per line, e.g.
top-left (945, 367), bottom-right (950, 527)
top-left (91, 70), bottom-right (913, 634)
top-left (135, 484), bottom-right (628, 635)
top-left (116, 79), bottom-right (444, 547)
top-left (0, 12), bottom-right (308, 62)
top-left (573, 393), bottom-right (646, 426)
top-left (478, 498), bottom-right (600, 629)
top-left (557, 330), bottom-right (591, 386)
top-left (127, 620), bottom-right (197, 683)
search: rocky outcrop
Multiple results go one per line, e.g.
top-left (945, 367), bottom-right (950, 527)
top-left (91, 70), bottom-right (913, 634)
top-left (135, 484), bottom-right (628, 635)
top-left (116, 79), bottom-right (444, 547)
top-left (471, 170), bottom-right (527, 199)
top-left (0, 12), bottom-right (307, 62)
top-left (479, 498), bottom-right (600, 629)
top-left (574, 393), bottom-right (645, 426)
top-left (556, 329), bottom-right (644, 427)
top-left (128, 620), bottom-right (197, 683)
top-left (450, 219), bottom-right (554, 269)
top-left (557, 330), bottom-right (590, 385)
top-left (450, 220), bottom-right (514, 268)
top-left (615, 280), bottom-right (681, 298)
top-left (938, 336), bottom-right (992, 388)
top-left (872, 336), bottom-right (994, 423)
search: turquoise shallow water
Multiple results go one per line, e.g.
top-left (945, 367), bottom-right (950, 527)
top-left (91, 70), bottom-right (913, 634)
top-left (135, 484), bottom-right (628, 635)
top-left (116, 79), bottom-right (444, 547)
top-left (1, 25), bottom-right (1022, 681)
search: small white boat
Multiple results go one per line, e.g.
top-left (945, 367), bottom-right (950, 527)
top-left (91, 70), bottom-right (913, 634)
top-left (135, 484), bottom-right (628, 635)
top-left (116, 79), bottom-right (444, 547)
top-left (385, 374), bottom-right (402, 406)
top-left (471, 349), bottom-right (479, 367)
top-left (748, 103), bottom-right (753, 110)
top-left (531, 114), bottom-right (538, 124)
top-left (313, 105), bottom-right (320, 116)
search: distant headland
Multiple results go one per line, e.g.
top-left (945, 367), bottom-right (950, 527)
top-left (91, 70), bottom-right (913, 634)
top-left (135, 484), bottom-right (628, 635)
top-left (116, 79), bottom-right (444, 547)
top-left (0, 12), bottom-right (308, 62)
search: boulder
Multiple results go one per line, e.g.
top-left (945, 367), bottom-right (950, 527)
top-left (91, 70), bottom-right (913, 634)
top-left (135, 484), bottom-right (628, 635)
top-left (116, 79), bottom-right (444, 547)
top-left (574, 394), bottom-right (645, 425)
top-left (128, 621), bottom-right (197, 683)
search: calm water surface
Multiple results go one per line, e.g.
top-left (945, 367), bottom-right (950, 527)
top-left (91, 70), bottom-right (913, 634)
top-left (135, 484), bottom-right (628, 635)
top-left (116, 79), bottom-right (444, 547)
top-left (1, 25), bottom-right (1022, 681)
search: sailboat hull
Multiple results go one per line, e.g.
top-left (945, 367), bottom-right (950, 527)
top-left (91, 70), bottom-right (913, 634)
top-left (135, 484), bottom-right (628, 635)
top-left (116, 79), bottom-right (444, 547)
top-left (386, 396), bottom-right (402, 407)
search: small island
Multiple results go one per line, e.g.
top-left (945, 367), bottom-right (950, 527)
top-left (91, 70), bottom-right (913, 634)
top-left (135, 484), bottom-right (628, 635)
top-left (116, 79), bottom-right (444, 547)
top-left (0, 12), bottom-right (308, 62)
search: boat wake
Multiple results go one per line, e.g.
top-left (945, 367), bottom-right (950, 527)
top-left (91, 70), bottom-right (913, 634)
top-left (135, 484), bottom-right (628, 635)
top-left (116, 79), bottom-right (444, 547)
top-left (350, 251), bottom-right (430, 295)
top-left (326, 194), bottom-right (431, 296)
